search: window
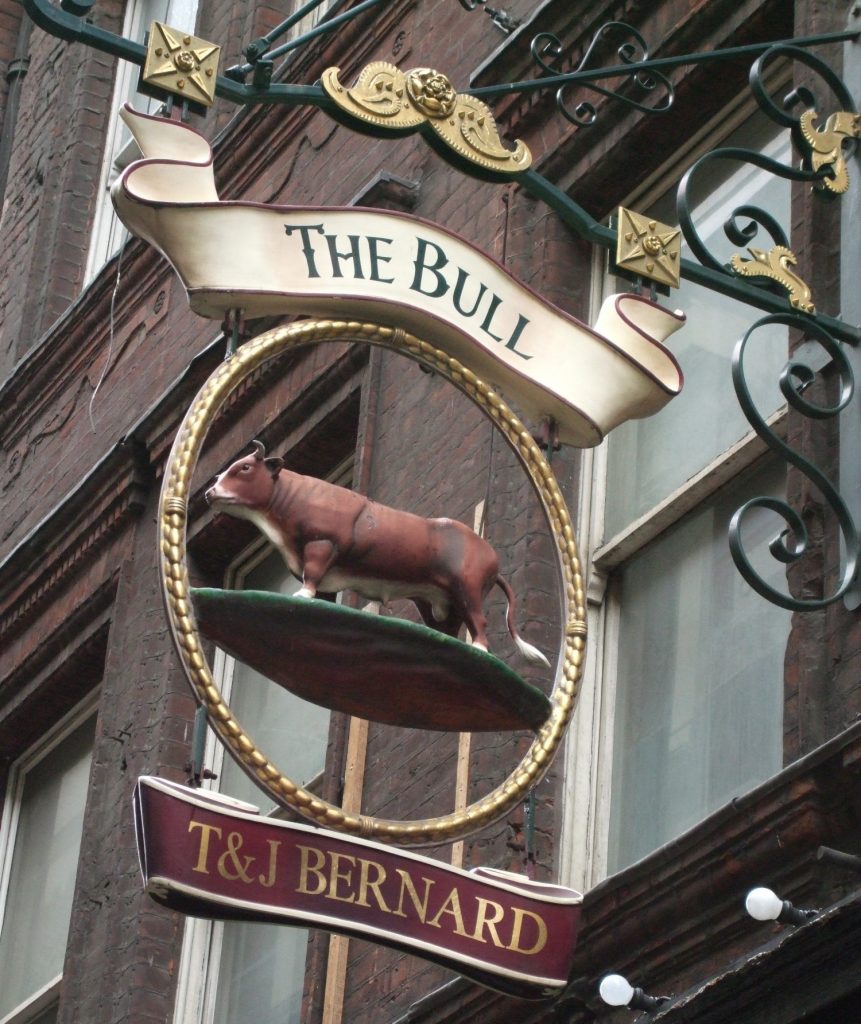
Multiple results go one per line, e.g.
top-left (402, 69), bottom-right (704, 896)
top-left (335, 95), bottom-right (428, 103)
top-left (0, 696), bottom-right (97, 1024)
top-left (86, 0), bottom-right (198, 281)
top-left (563, 111), bottom-right (794, 885)
top-left (175, 529), bottom-right (341, 1023)
top-left (289, 0), bottom-right (338, 41)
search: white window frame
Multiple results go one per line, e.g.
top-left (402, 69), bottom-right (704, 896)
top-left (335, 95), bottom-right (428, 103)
top-left (0, 691), bottom-right (99, 1024)
top-left (174, 458), bottom-right (352, 1024)
top-left (289, 0), bottom-right (339, 40)
top-left (560, 88), bottom-right (793, 893)
top-left (85, 0), bottom-right (198, 283)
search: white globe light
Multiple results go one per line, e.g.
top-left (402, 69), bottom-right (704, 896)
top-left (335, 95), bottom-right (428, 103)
top-left (599, 973), bottom-right (635, 1007)
top-left (745, 886), bottom-right (783, 921)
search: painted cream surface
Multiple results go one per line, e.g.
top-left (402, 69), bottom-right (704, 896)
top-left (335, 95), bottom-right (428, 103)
top-left (113, 106), bottom-right (685, 447)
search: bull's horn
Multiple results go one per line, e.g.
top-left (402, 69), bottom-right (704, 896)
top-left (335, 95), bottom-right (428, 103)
top-left (251, 439), bottom-right (266, 460)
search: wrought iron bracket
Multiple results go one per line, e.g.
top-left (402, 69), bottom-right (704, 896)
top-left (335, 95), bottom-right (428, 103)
top-left (23, 0), bottom-right (861, 342)
top-left (22, 0), bottom-right (861, 611)
top-left (729, 314), bottom-right (858, 611)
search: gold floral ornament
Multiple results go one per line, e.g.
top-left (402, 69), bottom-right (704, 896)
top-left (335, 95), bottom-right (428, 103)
top-left (406, 68), bottom-right (457, 117)
top-left (730, 245), bottom-right (815, 314)
top-left (322, 62), bottom-right (531, 176)
top-left (797, 109), bottom-right (861, 195)
top-left (615, 207), bottom-right (681, 289)
top-left (143, 22), bottom-right (221, 107)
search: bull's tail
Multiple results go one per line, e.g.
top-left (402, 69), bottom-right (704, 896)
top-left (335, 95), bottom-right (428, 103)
top-left (494, 576), bottom-right (551, 669)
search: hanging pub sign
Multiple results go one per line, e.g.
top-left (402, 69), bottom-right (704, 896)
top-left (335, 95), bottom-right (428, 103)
top-left (19, 0), bottom-right (861, 1005)
top-left (98, 19), bottom-right (690, 1003)
top-left (111, 90), bottom-right (687, 998)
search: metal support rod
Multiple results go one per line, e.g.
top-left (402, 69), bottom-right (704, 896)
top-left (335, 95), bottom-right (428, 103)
top-left (222, 309), bottom-right (243, 357)
top-left (517, 169), bottom-right (860, 345)
top-left (817, 845), bottom-right (861, 872)
top-left (244, 0), bottom-right (333, 58)
top-left (234, 0), bottom-right (389, 76)
top-left (22, 0), bottom-right (333, 111)
top-left (467, 30), bottom-right (861, 100)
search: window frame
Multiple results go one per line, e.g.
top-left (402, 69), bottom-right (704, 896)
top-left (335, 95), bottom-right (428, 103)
top-left (561, 88), bottom-right (795, 892)
top-left (288, 0), bottom-right (339, 41)
top-left (174, 457), bottom-right (352, 1024)
top-left (0, 690), bottom-right (99, 1024)
top-left (85, 0), bottom-right (198, 283)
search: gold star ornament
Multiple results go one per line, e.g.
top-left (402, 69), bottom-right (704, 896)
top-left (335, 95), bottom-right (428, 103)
top-left (615, 207), bottom-right (681, 289)
top-left (142, 22), bottom-right (221, 107)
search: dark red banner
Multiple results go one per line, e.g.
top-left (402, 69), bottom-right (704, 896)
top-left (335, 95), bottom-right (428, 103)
top-left (133, 777), bottom-right (581, 999)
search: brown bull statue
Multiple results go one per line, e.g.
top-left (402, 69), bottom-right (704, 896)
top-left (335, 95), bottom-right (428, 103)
top-left (205, 441), bottom-right (549, 667)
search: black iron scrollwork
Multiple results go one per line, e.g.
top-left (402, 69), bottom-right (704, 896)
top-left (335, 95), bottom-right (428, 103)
top-left (750, 44), bottom-right (857, 128)
top-left (729, 315), bottom-right (859, 610)
top-left (676, 45), bottom-right (859, 309)
top-left (677, 45), bottom-right (861, 610)
top-left (750, 44), bottom-right (860, 198)
top-left (530, 22), bottom-right (674, 128)
top-left (677, 147), bottom-right (825, 280)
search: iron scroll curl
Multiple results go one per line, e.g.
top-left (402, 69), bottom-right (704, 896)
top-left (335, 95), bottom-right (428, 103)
top-left (728, 314), bottom-right (859, 611)
top-left (530, 22), bottom-right (674, 129)
top-left (749, 44), bottom-right (858, 130)
top-left (676, 147), bottom-right (828, 278)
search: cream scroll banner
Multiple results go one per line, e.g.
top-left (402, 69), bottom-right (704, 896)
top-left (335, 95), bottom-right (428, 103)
top-left (112, 106), bottom-right (685, 447)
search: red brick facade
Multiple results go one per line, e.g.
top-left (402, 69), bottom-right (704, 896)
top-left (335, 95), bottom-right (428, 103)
top-left (1, 1), bottom-right (860, 1022)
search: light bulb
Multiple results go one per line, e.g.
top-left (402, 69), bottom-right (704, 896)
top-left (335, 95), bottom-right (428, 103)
top-left (599, 973), bottom-right (635, 1007)
top-left (745, 886), bottom-right (783, 921)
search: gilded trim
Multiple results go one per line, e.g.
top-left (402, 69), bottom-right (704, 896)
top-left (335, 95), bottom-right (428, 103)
top-left (797, 108), bottom-right (860, 195)
top-left (143, 22), bottom-right (220, 107)
top-left (159, 320), bottom-right (585, 847)
top-left (730, 245), bottom-right (815, 314)
top-left (615, 207), bottom-right (681, 289)
top-left (323, 64), bottom-right (531, 175)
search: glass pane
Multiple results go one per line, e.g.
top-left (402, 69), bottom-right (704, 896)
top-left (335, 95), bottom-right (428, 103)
top-left (607, 460), bottom-right (789, 873)
top-left (212, 922), bottom-right (309, 1024)
top-left (211, 549), bottom-right (323, 1023)
top-left (604, 121), bottom-right (791, 538)
top-left (218, 549), bottom-right (331, 811)
top-left (0, 716), bottom-right (95, 1018)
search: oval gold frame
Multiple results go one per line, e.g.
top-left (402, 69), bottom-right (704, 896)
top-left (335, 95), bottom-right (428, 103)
top-left (159, 319), bottom-right (587, 846)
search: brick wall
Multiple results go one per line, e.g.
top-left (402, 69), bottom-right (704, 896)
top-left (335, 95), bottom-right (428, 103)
top-left (2, 0), bottom-right (860, 1022)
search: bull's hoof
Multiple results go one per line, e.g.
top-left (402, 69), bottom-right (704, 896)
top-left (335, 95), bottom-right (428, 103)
top-left (191, 587), bottom-right (552, 733)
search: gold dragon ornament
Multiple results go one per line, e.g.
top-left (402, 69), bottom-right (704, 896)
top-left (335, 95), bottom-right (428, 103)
top-left (797, 108), bottom-right (861, 195)
top-left (730, 245), bottom-right (815, 314)
top-left (322, 62), bottom-right (531, 175)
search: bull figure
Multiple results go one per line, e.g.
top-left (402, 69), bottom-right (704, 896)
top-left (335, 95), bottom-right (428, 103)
top-left (205, 441), bottom-right (550, 667)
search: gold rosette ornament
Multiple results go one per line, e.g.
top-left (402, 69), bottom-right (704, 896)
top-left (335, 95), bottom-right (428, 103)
top-left (406, 68), bottom-right (457, 117)
top-left (322, 62), bottom-right (531, 176)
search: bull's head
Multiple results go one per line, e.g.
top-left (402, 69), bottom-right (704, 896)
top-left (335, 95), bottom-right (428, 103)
top-left (205, 440), bottom-right (285, 511)
top-left (250, 440), bottom-right (285, 478)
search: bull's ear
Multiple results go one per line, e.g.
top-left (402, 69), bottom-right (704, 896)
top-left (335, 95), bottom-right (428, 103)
top-left (251, 439), bottom-right (266, 460)
top-left (264, 456), bottom-right (284, 478)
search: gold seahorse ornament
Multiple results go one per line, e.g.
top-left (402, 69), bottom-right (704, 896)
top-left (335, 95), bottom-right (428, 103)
top-left (730, 245), bottom-right (815, 314)
top-left (798, 109), bottom-right (861, 195)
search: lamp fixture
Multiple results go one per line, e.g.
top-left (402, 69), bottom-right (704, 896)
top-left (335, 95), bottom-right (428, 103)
top-left (744, 886), bottom-right (819, 926)
top-left (599, 974), bottom-right (669, 1012)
